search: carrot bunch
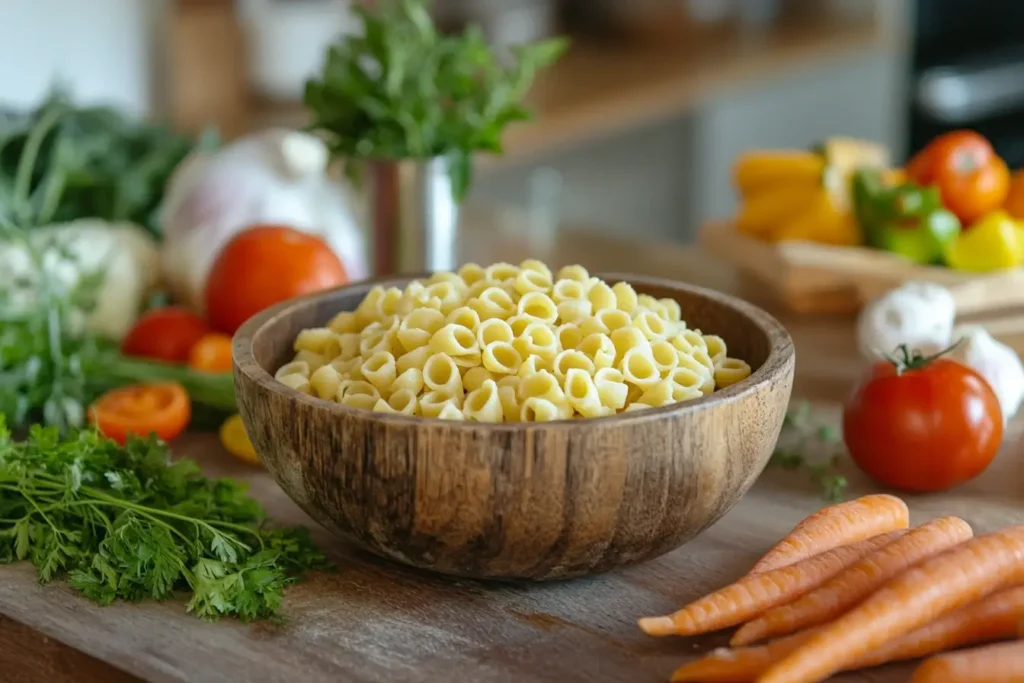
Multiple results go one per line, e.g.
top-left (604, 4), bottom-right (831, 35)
top-left (638, 494), bottom-right (1024, 682)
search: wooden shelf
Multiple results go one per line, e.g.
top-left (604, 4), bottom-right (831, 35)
top-left (249, 11), bottom-right (890, 165)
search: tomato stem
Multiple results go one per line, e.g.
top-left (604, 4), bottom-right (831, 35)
top-left (883, 340), bottom-right (962, 376)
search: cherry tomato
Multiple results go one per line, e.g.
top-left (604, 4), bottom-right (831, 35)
top-left (188, 333), bottom-right (234, 373)
top-left (89, 382), bottom-right (192, 445)
top-left (907, 130), bottom-right (1010, 224)
top-left (204, 226), bottom-right (348, 335)
top-left (843, 348), bottom-right (1003, 493)
top-left (1003, 169), bottom-right (1024, 220)
top-left (121, 307), bottom-right (210, 363)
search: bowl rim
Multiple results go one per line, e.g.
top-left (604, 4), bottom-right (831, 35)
top-left (232, 272), bottom-right (795, 431)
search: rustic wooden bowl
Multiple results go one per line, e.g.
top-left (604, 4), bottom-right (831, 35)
top-left (233, 274), bottom-right (795, 581)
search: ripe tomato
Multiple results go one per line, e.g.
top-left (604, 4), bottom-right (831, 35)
top-left (907, 130), bottom-right (1010, 224)
top-left (204, 225), bottom-right (349, 335)
top-left (121, 307), bottom-right (210, 363)
top-left (89, 382), bottom-right (191, 445)
top-left (1003, 169), bottom-right (1024, 220)
top-left (843, 349), bottom-right (1003, 493)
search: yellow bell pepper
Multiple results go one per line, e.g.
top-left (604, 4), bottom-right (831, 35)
top-left (772, 193), bottom-right (861, 246)
top-left (736, 184), bottom-right (822, 239)
top-left (219, 414), bottom-right (261, 466)
top-left (732, 151), bottom-right (826, 195)
top-left (945, 210), bottom-right (1023, 272)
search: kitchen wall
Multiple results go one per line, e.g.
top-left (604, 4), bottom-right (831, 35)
top-left (0, 0), bottom-right (160, 115)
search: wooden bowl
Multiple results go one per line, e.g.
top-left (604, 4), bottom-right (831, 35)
top-left (233, 274), bottom-right (795, 581)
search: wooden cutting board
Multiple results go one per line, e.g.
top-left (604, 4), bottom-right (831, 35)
top-left (3, 419), bottom-right (1024, 683)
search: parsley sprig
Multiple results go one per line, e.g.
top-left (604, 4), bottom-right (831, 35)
top-left (0, 421), bottom-right (327, 621)
top-left (771, 401), bottom-right (848, 502)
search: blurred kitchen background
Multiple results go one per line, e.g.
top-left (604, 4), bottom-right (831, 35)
top-left (5, 0), bottom-right (1023, 244)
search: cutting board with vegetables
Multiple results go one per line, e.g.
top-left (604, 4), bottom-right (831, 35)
top-left (3, 413), bottom-right (1024, 683)
top-left (703, 132), bottom-right (1024, 316)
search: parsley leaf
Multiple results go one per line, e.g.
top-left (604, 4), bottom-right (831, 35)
top-left (0, 419), bottom-right (329, 621)
top-left (770, 401), bottom-right (849, 502)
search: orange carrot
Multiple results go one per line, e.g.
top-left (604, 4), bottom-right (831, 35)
top-left (911, 640), bottom-right (1024, 682)
top-left (671, 584), bottom-right (1024, 682)
top-left (747, 494), bottom-right (909, 575)
top-left (759, 525), bottom-right (1024, 683)
top-left (732, 516), bottom-right (973, 646)
top-left (637, 530), bottom-right (906, 637)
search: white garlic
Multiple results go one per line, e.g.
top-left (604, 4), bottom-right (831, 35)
top-left (949, 325), bottom-right (1024, 423)
top-left (856, 282), bottom-right (956, 361)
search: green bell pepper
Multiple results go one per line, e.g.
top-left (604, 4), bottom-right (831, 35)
top-left (852, 169), bottom-right (962, 265)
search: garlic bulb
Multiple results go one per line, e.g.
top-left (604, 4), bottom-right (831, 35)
top-left (160, 128), bottom-right (368, 313)
top-left (949, 325), bottom-right (1024, 423)
top-left (856, 282), bottom-right (956, 360)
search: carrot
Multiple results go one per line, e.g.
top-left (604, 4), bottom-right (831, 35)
top-left (731, 516), bottom-right (973, 646)
top-left (759, 525), bottom-right (1024, 683)
top-left (637, 530), bottom-right (906, 637)
top-left (671, 584), bottom-right (1024, 682)
top-left (747, 494), bottom-right (909, 575)
top-left (911, 640), bottom-right (1024, 682)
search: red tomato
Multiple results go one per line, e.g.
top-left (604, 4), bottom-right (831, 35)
top-left (843, 350), bottom-right (1003, 493)
top-left (907, 130), bottom-right (1010, 224)
top-left (1004, 169), bottom-right (1024, 220)
top-left (204, 226), bottom-right (348, 335)
top-left (89, 382), bottom-right (191, 445)
top-left (121, 307), bottom-right (210, 363)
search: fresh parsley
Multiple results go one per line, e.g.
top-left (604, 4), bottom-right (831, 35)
top-left (303, 0), bottom-right (568, 201)
top-left (0, 421), bottom-right (327, 621)
top-left (771, 401), bottom-right (848, 502)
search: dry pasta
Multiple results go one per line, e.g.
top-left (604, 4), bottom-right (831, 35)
top-left (278, 260), bottom-right (753, 421)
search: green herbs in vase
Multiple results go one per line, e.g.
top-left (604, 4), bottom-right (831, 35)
top-left (303, 0), bottom-right (568, 201)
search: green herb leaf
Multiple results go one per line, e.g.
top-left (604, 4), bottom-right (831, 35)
top-left (771, 403), bottom-right (848, 502)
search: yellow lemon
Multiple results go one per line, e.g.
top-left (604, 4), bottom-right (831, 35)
top-left (219, 414), bottom-right (261, 466)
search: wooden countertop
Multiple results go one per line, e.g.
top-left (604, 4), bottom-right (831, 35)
top-left (4, 217), bottom-right (1021, 683)
top-left (251, 12), bottom-right (889, 166)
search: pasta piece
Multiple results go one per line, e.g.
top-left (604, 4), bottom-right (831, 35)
top-left (430, 323), bottom-right (479, 356)
top-left (420, 390), bottom-right (461, 418)
top-left (625, 403), bottom-right (651, 412)
top-left (650, 340), bottom-right (680, 374)
top-left (427, 271), bottom-right (465, 287)
top-left (423, 353), bottom-right (464, 395)
top-left (397, 346), bottom-right (431, 374)
top-left (275, 360), bottom-right (311, 380)
top-left (354, 285), bottom-right (385, 325)
top-left (309, 364), bottom-right (343, 400)
top-left (373, 389), bottom-right (419, 416)
top-left (518, 370), bottom-right (566, 404)
top-left (693, 348), bottom-right (716, 376)
top-left (639, 379), bottom-right (674, 407)
top-left (485, 262), bottom-right (519, 282)
top-left (579, 333), bottom-right (616, 370)
top-left (578, 316), bottom-right (610, 338)
top-left (463, 366), bottom-right (497, 393)
top-left (594, 367), bottom-right (629, 410)
top-left (465, 278), bottom-right (494, 299)
top-left (446, 306), bottom-right (481, 331)
top-left (552, 278), bottom-right (586, 303)
top-left (673, 385), bottom-right (703, 402)
top-left (464, 379), bottom-right (504, 422)
top-left (556, 299), bottom-right (593, 323)
top-left (327, 311), bottom-right (361, 335)
top-left (519, 258), bottom-right (553, 279)
top-left (361, 351), bottom-right (398, 390)
top-left (337, 333), bottom-right (361, 360)
top-left (293, 327), bottom-right (336, 355)
top-left (703, 334), bottom-right (728, 365)
top-left (477, 318), bottom-right (514, 346)
top-left (437, 403), bottom-right (465, 420)
top-left (564, 369), bottom-right (603, 417)
top-left (498, 385), bottom-right (520, 422)
top-left (358, 321), bottom-right (391, 356)
top-left (482, 341), bottom-right (523, 375)
top-left (514, 323), bottom-right (559, 362)
top-left (636, 293), bottom-right (660, 311)
top-left (278, 373), bottom-right (313, 394)
top-left (621, 347), bottom-right (661, 389)
top-left (595, 309), bottom-right (631, 333)
top-left (518, 355), bottom-right (549, 378)
top-left (611, 326), bottom-right (651, 364)
top-left (557, 323), bottom-right (584, 351)
top-left (514, 268), bottom-right (553, 295)
top-left (612, 281), bottom-right (638, 313)
top-left (425, 281), bottom-right (466, 316)
top-left (552, 349), bottom-right (595, 382)
top-left (340, 393), bottom-right (377, 411)
top-left (634, 310), bottom-right (671, 340)
top-left (497, 375), bottom-right (520, 390)
top-left (587, 281), bottom-right (617, 312)
top-left (392, 367), bottom-right (425, 395)
top-left (521, 397), bottom-right (562, 422)
top-left (557, 264), bottom-right (589, 282)
top-left (471, 286), bottom-right (517, 320)
top-left (668, 366), bottom-right (704, 394)
top-left (451, 350), bottom-right (483, 369)
top-left (376, 287), bottom-right (405, 318)
top-left (517, 291), bottom-right (559, 324)
top-left (660, 297), bottom-right (682, 322)
top-left (398, 308), bottom-right (446, 351)
top-left (293, 349), bottom-right (327, 374)
top-left (458, 262), bottom-right (486, 286)
top-left (716, 357), bottom-right (752, 388)
top-left (506, 314), bottom-right (542, 337)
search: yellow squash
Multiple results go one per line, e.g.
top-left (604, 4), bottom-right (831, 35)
top-left (773, 192), bottom-right (861, 246)
top-left (945, 211), bottom-right (1023, 272)
top-left (732, 151), bottom-right (826, 195)
top-left (736, 183), bottom-right (822, 239)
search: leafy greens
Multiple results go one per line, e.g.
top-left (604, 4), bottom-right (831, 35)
top-left (303, 0), bottom-right (568, 201)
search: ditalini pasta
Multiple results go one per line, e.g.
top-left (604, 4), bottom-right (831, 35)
top-left (277, 260), bottom-right (753, 421)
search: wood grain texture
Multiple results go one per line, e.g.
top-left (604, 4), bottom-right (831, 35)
top-left (0, 616), bottom-right (140, 683)
top-left (232, 274), bottom-right (795, 580)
